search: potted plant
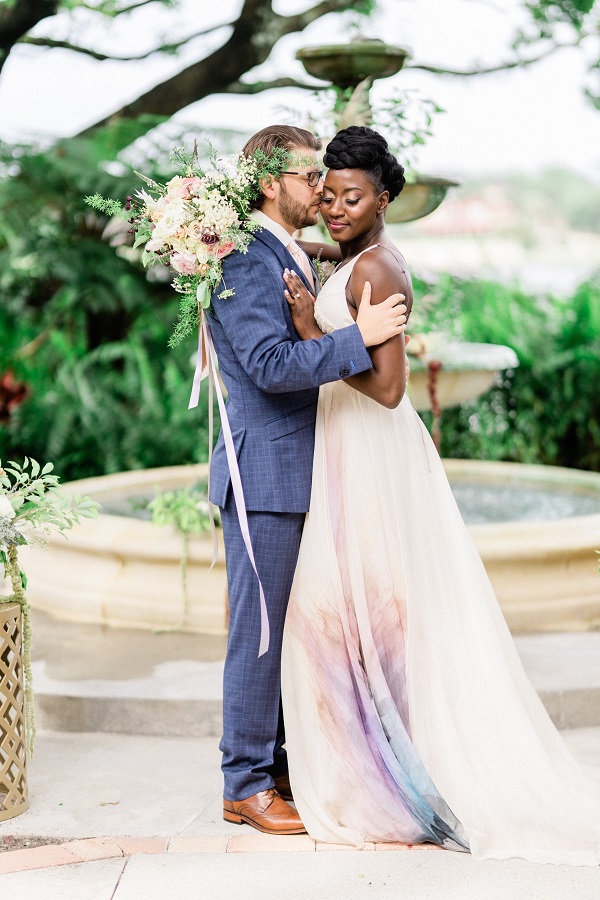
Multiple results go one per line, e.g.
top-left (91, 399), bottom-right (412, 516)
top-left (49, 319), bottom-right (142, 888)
top-left (0, 458), bottom-right (98, 820)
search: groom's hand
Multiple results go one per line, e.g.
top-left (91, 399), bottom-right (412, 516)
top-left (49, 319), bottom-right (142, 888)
top-left (356, 282), bottom-right (407, 348)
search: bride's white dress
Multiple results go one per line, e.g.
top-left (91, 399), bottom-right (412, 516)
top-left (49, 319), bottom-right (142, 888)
top-left (281, 246), bottom-right (600, 865)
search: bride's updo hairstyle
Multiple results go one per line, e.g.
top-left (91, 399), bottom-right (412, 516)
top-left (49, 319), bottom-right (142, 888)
top-left (323, 126), bottom-right (405, 201)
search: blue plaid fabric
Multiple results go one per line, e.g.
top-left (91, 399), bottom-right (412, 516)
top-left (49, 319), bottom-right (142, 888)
top-left (208, 226), bottom-right (373, 800)
top-left (220, 500), bottom-right (305, 800)
top-left (208, 227), bottom-right (372, 513)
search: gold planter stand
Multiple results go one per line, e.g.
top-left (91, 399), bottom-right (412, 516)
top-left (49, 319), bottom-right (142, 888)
top-left (0, 601), bottom-right (28, 821)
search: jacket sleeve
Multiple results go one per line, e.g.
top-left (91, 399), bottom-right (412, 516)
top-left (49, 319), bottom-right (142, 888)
top-left (210, 250), bottom-right (372, 394)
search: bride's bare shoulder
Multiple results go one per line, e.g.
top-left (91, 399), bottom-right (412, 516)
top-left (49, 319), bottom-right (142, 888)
top-left (350, 245), bottom-right (411, 305)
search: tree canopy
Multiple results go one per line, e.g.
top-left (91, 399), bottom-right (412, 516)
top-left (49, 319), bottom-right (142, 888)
top-left (0, 0), bottom-right (597, 147)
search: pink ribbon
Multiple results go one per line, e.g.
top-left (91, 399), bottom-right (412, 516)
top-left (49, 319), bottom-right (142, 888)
top-left (189, 317), bottom-right (270, 657)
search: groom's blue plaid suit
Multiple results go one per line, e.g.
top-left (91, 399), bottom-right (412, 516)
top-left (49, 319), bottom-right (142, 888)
top-left (208, 225), bottom-right (372, 801)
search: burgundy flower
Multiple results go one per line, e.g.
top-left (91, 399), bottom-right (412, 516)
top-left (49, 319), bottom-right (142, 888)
top-left (0, 371), bottom-right (29, 423)
top-left (201, 231), bottom-right (219, 245)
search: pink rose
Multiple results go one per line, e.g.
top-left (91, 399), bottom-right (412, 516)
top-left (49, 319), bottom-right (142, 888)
top-left (167, 176), bottom-right (203, 200)
top-left (145, 237), bottom-right (165, 253)
top-left (171, 251), bottom-right (199, 275)
top-left (181, 177), bottom-right (203, 199)
top-left (209, 240), bottom-right (236, 260)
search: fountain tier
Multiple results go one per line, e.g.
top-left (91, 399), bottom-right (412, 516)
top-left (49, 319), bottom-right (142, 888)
top-left (8, 462), bottom-right (599, 636)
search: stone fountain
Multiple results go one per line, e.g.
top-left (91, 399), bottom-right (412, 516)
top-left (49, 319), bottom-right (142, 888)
top-left (296, 38), bottom-right (461, 224)
top-left (295, 37), bottom-right (518, 416)
top-left (10, 463), bottom-right (600, 635)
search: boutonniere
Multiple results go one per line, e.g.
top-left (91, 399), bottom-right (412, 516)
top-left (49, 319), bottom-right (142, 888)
top-left (313, 251), bottom-right (337, 286)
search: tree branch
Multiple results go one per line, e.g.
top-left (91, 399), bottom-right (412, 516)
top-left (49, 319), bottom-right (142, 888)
top-left (280, 0), bottom-right (364, 31)
top-left (83, 0), bottom-right (165, 14)
top-left (407, 35), bottom-right (591, 77)
top-left (78, 0), bottom-right (361, 136)
top-left (0, 0), bottom-right (60, 74)
top-left (19, 20), bottom-right (234, 61)
top-left (224, 77), bottom-right (327, 94)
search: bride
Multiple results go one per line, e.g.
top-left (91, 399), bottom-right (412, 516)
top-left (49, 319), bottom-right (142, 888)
top-left (280, 125), bottom-right (600, 865)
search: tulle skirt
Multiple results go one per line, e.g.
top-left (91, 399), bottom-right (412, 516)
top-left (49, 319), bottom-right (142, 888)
top-left (281, 382), bottom-right (600, 865)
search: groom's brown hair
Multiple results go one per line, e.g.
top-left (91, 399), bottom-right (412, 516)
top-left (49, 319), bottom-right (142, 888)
top-left (243, 125), bottom-right (321, 209)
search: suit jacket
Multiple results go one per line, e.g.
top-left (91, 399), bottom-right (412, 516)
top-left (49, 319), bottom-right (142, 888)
top-left (208, 225), bottom-right (372, 513)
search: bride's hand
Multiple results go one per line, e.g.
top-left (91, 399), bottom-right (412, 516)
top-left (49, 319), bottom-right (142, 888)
top-left (283, 269), bottom-right (323, 340)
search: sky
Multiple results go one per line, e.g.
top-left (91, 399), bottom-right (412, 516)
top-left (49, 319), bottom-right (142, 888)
top-left (0, 0), bottom-right (599, 181)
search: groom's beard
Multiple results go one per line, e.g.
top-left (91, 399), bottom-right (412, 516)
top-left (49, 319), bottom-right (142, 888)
top-left (278, 182), bottom-right (320, 230)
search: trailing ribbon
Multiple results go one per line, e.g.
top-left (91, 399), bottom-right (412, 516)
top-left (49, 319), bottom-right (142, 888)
top-left (188, 317), bottom-right (270, 657)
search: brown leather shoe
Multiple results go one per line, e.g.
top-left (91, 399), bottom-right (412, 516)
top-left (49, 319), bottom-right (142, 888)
top-left (223, 789), bottom-right (306, 835)
top-left (273, 772), bottom-right (293, 802)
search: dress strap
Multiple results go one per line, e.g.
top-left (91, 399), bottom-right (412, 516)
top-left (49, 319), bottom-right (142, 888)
top-left (375, 243), bottom-right (407, 274)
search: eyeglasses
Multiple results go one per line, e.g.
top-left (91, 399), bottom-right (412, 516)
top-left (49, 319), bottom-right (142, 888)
top-left (280, 170), bottom-right (324, 187)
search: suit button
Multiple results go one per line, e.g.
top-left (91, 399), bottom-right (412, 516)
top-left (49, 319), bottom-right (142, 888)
top-left (339, 367), bottom-right (350, 377)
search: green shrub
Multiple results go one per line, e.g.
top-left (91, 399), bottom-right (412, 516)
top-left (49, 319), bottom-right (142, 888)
top-left (0, 135), bottom-right (214, 481)
top-left (412, 273), bottom-right (600, 471)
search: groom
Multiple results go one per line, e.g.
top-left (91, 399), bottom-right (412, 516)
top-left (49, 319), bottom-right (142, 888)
top-left (208, 125), bottom-right (406, 835)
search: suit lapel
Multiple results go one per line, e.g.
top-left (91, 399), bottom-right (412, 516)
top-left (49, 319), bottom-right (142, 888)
top-left (252, 227), bottom-right (303, 339)
top-left (254, 227), bottom-right (316, 294)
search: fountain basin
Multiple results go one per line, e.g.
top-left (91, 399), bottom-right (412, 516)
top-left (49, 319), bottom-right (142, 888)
top-left (8, 461), bottom-right (599, 635)
top-left (296, 41), bottom-right (411, 88)
top-left (387, 174), bottom-right (460, 224)
top-left (15, 467), bottom-right (228, 636)
top-left (407, 339), bottom-right (519, 410)
top-left (444, 460), bottom-right (600, 631)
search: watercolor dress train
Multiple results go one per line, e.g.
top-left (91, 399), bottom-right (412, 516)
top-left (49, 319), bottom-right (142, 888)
top-left (280, 247), bottom-right (600, 865)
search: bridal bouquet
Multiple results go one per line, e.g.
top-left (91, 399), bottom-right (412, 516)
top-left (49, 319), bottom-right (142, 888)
top-left (85, 144), bottom-right (290, 346)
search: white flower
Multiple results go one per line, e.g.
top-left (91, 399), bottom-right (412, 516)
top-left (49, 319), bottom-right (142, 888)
top-left (135, 188), bottom-right (158, 208)
top-left (204, 167), bottom-right (225, 184)
top-left (151, 201), bottom-right (189, 242)
top-left (0, 495), bottom-right (15, 520)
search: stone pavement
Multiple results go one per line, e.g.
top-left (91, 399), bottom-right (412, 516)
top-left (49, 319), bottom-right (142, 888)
top-left (1, 614), bottom-right (600, 898)
top-left (1, 728), bottom-right (600, 898)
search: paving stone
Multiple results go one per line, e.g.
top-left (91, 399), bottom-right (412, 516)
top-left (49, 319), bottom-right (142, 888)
top-left (0, 857), bottom-right (126, 899)
top-left (0, 842), bottom-right (81, 875)
top-left (227, 832), bottom-right (315, 852)
top-left (168, 835), bottom-right (228, 853)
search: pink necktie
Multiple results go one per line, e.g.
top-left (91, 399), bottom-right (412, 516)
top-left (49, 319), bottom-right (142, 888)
top-left (288, 241), bottom-right (315, 290)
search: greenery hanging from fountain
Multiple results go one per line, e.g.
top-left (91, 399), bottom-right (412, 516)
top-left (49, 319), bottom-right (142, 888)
top-left (148, 482), bottom-right (218, 627)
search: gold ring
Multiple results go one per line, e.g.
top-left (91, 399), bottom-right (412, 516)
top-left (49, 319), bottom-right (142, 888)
top-left (295, 293), bottom-right (301, 298)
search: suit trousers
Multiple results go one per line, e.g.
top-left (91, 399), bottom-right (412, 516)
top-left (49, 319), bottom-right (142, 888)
top-left (219, 495), bottom-right (306, 801)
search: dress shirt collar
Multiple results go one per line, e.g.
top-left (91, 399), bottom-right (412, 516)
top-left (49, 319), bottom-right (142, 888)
top-left (251, 208), bottom-right (296, 249)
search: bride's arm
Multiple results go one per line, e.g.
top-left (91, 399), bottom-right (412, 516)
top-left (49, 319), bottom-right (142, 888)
top-left (296, 240), bottom-right (342, 262)
top-left (283, 269), bottom-right (407, 348)
top-left (344, 252), bottom-right (412, 410)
